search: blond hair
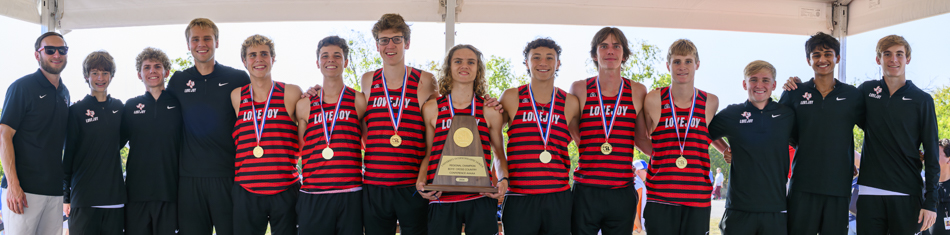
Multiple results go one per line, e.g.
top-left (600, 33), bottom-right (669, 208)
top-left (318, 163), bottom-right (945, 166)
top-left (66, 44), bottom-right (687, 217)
top-left (185, 18), bottom-right (219, 41)
top-left (667, 39), bottom-right (699, 63)
top-left (743, 60), bottom-right (776, 79)
top-left (876, 35), bottom-right (911, 59)
top-left (241, 34), bottom-right (276, 61)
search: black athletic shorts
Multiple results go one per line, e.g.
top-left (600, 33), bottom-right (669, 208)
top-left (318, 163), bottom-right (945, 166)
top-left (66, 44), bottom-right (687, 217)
top-left (571, 183), bottom-right (636, 235)
top-left (502, 190), bottom-right (572, 235)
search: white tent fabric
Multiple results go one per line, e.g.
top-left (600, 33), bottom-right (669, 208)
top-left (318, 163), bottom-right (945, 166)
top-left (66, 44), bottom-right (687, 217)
top-left (1, 0), bottom-right (947, 36)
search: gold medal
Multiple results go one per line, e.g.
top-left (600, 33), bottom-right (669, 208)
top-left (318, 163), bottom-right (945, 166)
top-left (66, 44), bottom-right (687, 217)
top-left (600, 142), bottom-right (613, 155)
top-left (675, 155), bottom-right (688, 169)
top-left (390, 134), bottom-right (402, 147)
top-left (253, 146), bottom-right (264, 158)
top-left (454, 127), bottom-right (474, 147)
top-left (539, 150), bottom-right (552, 164)
top-left (322, 147), bottom-right (334, 160)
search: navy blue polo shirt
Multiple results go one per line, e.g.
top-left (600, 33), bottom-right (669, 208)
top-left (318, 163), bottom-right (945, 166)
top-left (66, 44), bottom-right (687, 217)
top-left (779, 78), bottom-right (865, 197)
top-left (857, 79), bottom-right (939, 212)
top-left (63, 95), bottom-right (126, 207)
top-left (121, 91), bottom-right (182, 202)
top-left (166, 62), bottom-right (250, 178)
top-left (0, 69), bottom-right (70, 196)
top-left (708, 99), bottom-right (795, 213)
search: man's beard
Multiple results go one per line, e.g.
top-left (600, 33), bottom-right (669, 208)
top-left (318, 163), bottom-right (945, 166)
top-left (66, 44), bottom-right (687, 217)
top-left (40, 59), bottom-right (66, 75)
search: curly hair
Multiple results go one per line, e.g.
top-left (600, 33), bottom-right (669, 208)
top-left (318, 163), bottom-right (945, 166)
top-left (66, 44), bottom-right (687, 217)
top-left (135, 47), bottom-right (171, 74)
top-left (438, 44), bottom-right (487, 98)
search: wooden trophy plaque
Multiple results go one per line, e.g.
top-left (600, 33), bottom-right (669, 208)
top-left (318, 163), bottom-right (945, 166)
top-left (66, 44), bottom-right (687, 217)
top-left (425, 115), bottom-right (496, 193)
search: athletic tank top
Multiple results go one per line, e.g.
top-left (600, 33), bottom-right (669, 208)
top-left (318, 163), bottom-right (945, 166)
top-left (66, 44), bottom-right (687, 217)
top-left (425, 95), bottom-right (492, 202)
top-left (647, 87), bottom-right (712, 207)
top-left (300, 86), bottom-right (363, 193)
top-left (363, 67), bottom-right (426, 187)
top-left (233, 82), bottom-right (300, 195)
top-left (506, 85), bottom-right (571, 195)
top-left (574, 77), bottom-right (638, 189)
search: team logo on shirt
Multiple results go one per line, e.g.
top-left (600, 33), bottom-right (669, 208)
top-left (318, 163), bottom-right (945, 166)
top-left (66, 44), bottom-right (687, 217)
top-left (588, 92), bottom-right (596, 98)
top-left (313, 110), bottom-right (351, 124)
top-left (662, 104), bottom-right (671, 109)
top-left (85, 109), bottom-right (98, 123)
top-left (242, 98), bottom-right (250, 104)
top-left (373, 84), bottom-right (381, 89)
top-left (312, 101), bottom-right (319, 107)
top-left (800, 92), bottom-right (814, 105)
top-left (370, 97), bottom-right (411, 108)
top-left (440, 106), bottom-right (448, 112)
top-left (869, 86), bottom-right (883, 99)
top-left (134, 103), bottom-right (146, 114)
top-left (740, 111), bottom-right (753, 124)
top-left (521, 98), bottom-right (529, 103)
top-left (185, 80), bottom-right (197, 93)
top-left (588, 105), bottom-right (628, 116)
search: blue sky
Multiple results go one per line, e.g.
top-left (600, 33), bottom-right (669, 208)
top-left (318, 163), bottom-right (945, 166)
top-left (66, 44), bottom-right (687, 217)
top-left (1, 13), bottom-right (948, 107)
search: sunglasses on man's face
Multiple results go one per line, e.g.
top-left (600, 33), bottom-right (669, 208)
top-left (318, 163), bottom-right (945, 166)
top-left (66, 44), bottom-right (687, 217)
top-left (38, 46), bottom-right (68, 55)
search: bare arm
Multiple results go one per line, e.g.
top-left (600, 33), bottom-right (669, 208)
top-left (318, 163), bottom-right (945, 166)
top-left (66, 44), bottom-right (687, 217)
top-left (230, 88), bottom-right (242, 118)
top-left (416, 71), bottom-right (439, 108)
top-left (415, 101), bottom-right (441, 200)
top-left (564, 93), bottom-right (582, 147)
top-left (629, 81), bottom-right (652, 156)
top-left (0, 124), bottom-right (26, 214)
top-left (360, 73), bottom-right (374, 147)
top-left (295, 98), bottom-right (311, 153)
top-left (284, 84), bottom-right (303, 127)
top-left (568, 80), bottom-right (586, 145)
top-left (481, 106), bottom-right (509, 200)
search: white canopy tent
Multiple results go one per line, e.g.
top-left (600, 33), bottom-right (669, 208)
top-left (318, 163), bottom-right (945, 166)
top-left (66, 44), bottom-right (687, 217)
top-left (2, 0), bottom-right (948, 80)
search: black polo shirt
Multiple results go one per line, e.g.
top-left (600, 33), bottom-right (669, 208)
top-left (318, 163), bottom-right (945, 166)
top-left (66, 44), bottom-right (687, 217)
top-left (779, 78), bottom-right (865, 197)
top-left (856, 79), bottom-right (939, 212)
top-left (708, 99), bottom-right (795, 213)
top-left (166, 62), bottom-right (250, 178)
top-left (63, 95), bottom-right (126, 207)
top-left (121, 91), bottom-right (182, 203)
top-left (0, 69), bottom-right (70, 196)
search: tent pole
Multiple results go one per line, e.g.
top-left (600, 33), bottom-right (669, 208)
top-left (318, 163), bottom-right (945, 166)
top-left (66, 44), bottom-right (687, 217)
top-left (445, 0), bottom-right (457, 54)
top-left (40, 0), bottom-right (61, 33)
top-left (833, 1), bottom-right (850, 83)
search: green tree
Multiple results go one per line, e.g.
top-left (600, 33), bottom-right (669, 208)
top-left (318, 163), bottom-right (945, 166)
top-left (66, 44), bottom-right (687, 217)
top-left (342, 30), bottom-right (383, 92)
top-left (934, 85), bottom-right (950, 140)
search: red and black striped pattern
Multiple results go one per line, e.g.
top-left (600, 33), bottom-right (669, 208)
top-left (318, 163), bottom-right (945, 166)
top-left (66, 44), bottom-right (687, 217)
top-left (363, 67), bottom-right (426, 187)
top-left (233, 81), bottom-right (300, 195)
top-left (425, 95), bottom-right (492, 202)
top-left (574, 77), bottom-right (638, 189)
top-left (300, 86), bottom-right (363, 193)
top-left (506, 85), bottom-right (571, 195)
top-left (646, 87), bottom-right (712, 207)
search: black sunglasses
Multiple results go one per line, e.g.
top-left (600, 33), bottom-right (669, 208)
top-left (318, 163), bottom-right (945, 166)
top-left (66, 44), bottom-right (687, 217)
top-left (38, 46), bottom-right (68, 55)
top-left (376, 36), bottom-right (405, 45)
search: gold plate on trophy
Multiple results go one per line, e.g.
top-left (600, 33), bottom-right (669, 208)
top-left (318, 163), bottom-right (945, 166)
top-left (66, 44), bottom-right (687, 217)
top-left (454, 127), bottom-right (474, 147)
top-left (426, 115), bottom-right (495, 193)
